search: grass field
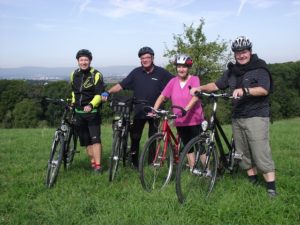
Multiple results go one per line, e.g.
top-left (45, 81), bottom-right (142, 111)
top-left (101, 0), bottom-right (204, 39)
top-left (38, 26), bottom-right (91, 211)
top-left (1, 118), bottom-right (300, 225)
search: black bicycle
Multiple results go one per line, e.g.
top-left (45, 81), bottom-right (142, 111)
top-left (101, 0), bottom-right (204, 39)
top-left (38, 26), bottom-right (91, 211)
top-left (108, 97), bottom-right (147, 182)
top-left (175, 92), bottom-right (242, 203)
top-left (45, 98), bottom-right (78, 188)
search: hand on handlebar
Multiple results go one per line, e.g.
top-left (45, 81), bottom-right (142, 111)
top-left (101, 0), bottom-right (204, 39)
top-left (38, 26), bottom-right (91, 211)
top-left (101, 91), bottom-right (110, 101)
top-left (146, 112), bottom-right (157, 118)
top-left (232, 88), bottom-right (244, 99)
top-left (189, 86), bottom-right (201, 96)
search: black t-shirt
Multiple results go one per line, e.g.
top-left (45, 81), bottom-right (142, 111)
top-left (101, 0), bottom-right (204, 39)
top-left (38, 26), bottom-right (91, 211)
top-left (120, 65), bottom-right (174, 118)
top-left (215, 68), bottom-right (271, 118)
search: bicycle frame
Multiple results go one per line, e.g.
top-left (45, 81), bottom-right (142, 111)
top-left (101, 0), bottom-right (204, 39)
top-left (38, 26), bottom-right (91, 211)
top-left (199, 92), bottom-right (239, 173)
top-left (113, 113), bottom-right (131, 162)
top-left (155, 117), bottom-right (181, 165)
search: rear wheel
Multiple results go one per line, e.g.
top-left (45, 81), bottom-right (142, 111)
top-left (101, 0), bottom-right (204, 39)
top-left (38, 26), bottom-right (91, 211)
top-left (175, 135), bottom-right (217, 203)
top-left (45, 131), bottom-right (64, 188)
top-left (109, 130), bottom-right (122, 182)
top-left (139, 133), bottom-right (174, 191)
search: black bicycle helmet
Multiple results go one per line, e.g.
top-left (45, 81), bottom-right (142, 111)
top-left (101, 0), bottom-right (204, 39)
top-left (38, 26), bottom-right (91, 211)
top-left (231, 36), bottom-right (252, 52)
top-left (174, 54), bottom-right (193, 67)
top-left (76, 49), bottom-right (93, 60)
top-left (138, 46), bottom-right (154, 57)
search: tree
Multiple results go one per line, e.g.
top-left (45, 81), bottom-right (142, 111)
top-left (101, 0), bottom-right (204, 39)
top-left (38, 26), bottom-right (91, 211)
top-left (12, 98), bottom-right (42, 128)
top-left (164, 19), bottom-right (231, 84)
top-left (164, 19), bottom-right (232, 123)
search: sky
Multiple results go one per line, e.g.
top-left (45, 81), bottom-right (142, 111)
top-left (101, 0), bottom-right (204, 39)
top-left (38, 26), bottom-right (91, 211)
top-left (0, 0), bottom-right (299, 68)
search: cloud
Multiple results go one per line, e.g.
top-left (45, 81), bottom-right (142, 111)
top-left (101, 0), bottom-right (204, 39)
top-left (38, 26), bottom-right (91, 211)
top-left (79, 0), bottom-right (91, 14)
top-left (78, 0), bottom-right (196, 19)
top-left (237, 0), bottom-right (278, 16)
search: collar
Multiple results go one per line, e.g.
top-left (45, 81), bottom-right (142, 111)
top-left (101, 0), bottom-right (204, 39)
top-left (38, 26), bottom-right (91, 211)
top-left (142, 64), bottom-right (155, 74)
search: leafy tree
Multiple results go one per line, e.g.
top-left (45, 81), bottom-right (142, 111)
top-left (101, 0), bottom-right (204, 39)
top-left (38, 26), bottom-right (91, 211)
top-left (12, 98), bottom-right (42, 128)
top-left (164, 19), bottom-right (231, 84)
top-left (0, 80), bottom-right (28, 126)
top-left (163, 19), bottom-right (232, 123)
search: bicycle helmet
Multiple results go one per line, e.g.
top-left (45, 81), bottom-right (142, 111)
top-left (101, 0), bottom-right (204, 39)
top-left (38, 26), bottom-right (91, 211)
top-left (76, 49), bottom-right (93, 60)
top-left (174, 54), bottom-right (193, 67)
top-left (231, 36), bottom-right (252, 52)
top-left (138, 46), bottom-right (154, 57)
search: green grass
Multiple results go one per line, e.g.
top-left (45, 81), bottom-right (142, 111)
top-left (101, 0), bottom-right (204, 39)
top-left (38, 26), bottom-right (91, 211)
top-left (1, 118), bottom-right (300, 225)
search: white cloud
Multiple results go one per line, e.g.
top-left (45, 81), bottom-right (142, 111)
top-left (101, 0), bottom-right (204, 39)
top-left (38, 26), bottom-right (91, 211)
top-left (78, 0), bottom-right (196, 19)
top-left (237, 0), bottom-right (278, 16)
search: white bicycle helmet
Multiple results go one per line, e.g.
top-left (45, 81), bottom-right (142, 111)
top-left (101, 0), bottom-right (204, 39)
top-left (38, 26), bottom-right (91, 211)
top-left (174, 54), bottom-right (193, 67)
top-left (231, 36), bottom-right (252, 52)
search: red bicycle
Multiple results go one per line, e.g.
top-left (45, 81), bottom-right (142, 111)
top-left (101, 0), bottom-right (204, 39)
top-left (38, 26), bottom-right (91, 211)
top-left (139, 105), bottom-right (186, 191)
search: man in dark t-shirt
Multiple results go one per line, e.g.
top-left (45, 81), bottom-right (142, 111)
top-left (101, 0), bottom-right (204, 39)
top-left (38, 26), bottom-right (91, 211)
top-left (191, 36), bottom-right (277, 198)
top-left (102, 47), bottom-right (173, 168)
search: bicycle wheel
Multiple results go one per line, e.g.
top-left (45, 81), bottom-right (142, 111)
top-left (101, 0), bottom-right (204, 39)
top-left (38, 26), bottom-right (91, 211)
top-left (65, 128), bottom-right (78, 169)
top-left (109, 130), bottom-right (122, 182)
top-left (45, 131), bottom-right (64, 188)
top-left (175, 135), bottom-right (217, 203)
top-left (139, 133), bottom-right (174, 191)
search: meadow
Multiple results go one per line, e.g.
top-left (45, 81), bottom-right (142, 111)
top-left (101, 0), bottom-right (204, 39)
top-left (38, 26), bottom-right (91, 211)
top-left (1, 118), bottom-right (300, 225)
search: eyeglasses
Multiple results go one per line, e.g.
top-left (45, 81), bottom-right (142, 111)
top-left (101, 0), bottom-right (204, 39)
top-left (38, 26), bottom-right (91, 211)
top-left (140, 56), bottom-right (152, 60)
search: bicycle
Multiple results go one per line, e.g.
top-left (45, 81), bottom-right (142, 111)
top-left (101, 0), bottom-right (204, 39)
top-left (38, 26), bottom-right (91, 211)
top-left (45, 98), bottom-right (78, 188)
top-left (175, 92), bottom-right (242, 203)
top-left (139, 105), bottom-right (186, 191)
top-left (108, 96), bottom-right (147, 182)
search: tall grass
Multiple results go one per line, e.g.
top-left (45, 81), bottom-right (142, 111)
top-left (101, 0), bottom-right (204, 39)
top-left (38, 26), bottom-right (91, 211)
top-left (0, 118), bottom-right (300, 225)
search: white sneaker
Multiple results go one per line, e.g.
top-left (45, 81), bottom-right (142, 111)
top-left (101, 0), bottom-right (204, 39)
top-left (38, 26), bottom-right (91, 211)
top-left (190, 168), bottom-right (202, 175)
top-left (205, 170), bottom-right (212, 177)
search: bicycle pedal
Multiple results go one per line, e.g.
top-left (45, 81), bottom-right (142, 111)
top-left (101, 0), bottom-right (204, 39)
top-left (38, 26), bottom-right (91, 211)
top-left (233, 153), bottom-right (243, 160)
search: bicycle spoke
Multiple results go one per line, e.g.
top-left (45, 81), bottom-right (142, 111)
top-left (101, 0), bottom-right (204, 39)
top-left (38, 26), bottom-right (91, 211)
top-left (45, 133), bottom-right (64, 188)
top-left (109, 131), bottom-right (121, 182)
top-left (139, 133), bottom-right (174, 191)
top-left (176, 136), bottom-right (217, 203)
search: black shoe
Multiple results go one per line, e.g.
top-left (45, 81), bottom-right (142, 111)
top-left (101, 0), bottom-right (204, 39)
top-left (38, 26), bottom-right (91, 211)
top-left (130, 162), bottom-right (138, 171)
top-left (267, 189), bottom-right (277, 198)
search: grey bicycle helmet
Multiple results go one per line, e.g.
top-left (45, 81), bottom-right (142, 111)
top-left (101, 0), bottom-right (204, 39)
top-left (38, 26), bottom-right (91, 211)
top-left (138, 46), bottom-right (154, 57)
top-left (231, 36), bottom-right (252, 52)
top-left (174, 54), bottom-right (193, 67)
top-left (76, 49), bottom-right (93, 60)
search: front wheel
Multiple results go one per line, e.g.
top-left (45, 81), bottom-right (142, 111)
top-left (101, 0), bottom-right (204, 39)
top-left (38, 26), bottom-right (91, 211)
top-left (64, 128), bottom-right (78, 169)
top-left (139, 133), bottom-right (174, 191)
top-left (175, 135), bottom-right (217, 203)
top-left (109, 130), bottom-right (122, 182)
top-left (45, 131), bottom-right (65, 188)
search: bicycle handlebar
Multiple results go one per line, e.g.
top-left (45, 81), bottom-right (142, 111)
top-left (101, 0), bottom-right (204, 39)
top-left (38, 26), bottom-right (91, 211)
top-left (44, 97), bottom-right (72, 108)
top-left (194, 91), bottom-right (232, 99)
top-left (144, 105), bottom-right (186, 119)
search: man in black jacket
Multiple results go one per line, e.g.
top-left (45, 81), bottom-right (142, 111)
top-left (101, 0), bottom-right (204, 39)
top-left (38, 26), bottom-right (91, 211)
top-left (191, 36), bottom-right (277, 197)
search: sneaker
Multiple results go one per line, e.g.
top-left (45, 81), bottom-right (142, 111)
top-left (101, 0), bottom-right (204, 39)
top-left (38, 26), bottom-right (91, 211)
top-left (267, 189), bottom-right (277, 198)
top-left (205, 170), bottom-right (212, 177)
top-left (190, 168), bottom-right (202, 175)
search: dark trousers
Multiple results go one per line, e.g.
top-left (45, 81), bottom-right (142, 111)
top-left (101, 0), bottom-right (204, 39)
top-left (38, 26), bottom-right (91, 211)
top-left (130, 117), bottom-right (159, 166)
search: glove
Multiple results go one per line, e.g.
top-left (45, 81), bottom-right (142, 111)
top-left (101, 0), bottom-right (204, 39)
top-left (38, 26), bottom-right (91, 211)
top-left (101, 91), bottom-right (110, 97)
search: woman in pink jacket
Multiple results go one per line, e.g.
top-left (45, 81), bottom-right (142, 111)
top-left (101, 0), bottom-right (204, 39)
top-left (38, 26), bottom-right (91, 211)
top-left (153, 54), bottom-right (205, 173)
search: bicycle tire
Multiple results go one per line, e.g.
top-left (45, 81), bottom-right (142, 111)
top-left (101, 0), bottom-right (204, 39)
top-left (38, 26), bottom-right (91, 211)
top-left (109, 130), bottom-right (122, 182)
top-left (139, 133), bottom-right (174, 192)
top-left (175, 135), bottom-right (218, 203)
top-left (45, 131), bottom-right (64, 188)
top-left (64, 128), bottom-right (78, 169)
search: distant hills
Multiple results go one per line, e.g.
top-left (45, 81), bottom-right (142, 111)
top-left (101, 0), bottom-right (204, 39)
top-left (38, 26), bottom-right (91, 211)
top-left (0, 65), bottom-right (136, 81)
